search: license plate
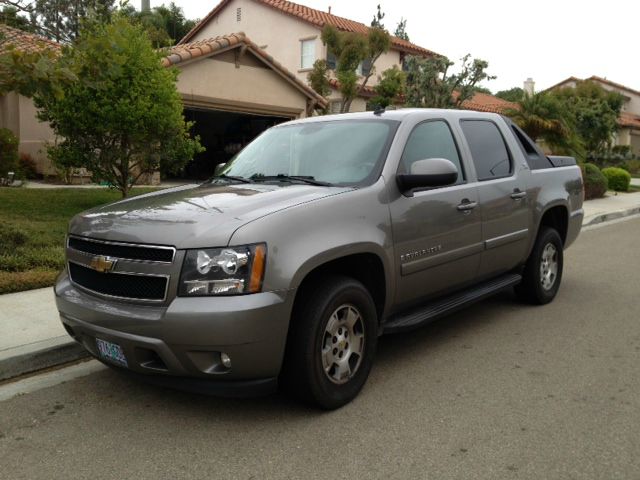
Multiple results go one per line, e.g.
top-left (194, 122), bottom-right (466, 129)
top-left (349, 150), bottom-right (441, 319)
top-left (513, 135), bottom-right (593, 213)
top-left (96, 338), bottom-right (128, 367)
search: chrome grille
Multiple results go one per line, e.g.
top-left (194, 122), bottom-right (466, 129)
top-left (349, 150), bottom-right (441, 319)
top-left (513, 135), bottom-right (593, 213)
top-left (68, 236), bottom-right (174, 263)
top-left (66, 236), bottom-right (176, 302)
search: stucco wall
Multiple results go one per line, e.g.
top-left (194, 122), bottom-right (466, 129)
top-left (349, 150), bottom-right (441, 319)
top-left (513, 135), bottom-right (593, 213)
top-left (191, 0), bottom-right (404, 88)
top-left (594, 82), bottom-right (640, 116)
top-left (176, 49), bottom-right (309, 117)
top-left (18, 94), bottom-right (56, 175)
top-left (0, 92), bottom-right (56, 175)
top-left (630, 131), bottom-right (640, 156)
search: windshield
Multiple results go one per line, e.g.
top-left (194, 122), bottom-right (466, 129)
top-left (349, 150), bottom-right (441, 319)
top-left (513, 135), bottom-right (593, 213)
top-left (217, 119), bottom-right (398, 186)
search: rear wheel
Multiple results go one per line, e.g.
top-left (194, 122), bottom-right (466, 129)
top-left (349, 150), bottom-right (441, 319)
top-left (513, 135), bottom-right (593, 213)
top-left (280, 275), bottom-right (378, 409)
top-left (515, 227), bottom-right (563, 305)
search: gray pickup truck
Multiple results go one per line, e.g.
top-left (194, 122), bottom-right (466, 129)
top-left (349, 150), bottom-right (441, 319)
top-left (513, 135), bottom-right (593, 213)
top-left (55, 109), bottom-right (584, 408)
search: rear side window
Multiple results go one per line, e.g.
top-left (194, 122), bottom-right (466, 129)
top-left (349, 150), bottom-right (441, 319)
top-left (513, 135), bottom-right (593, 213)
top-left (460, 120), bottom-right (511, 180)
top-left (400, 120), bottom-right (464, 184)
top-left (510, 123), bottom-right (553, 170)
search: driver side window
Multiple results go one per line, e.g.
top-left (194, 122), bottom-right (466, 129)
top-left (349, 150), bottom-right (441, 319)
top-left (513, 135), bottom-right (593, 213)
top-left (400, 120), bottom-right (464, 184)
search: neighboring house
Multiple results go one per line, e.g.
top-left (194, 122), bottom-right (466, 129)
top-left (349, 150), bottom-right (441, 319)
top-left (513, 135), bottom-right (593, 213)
top-left (179, 0), bottom-right (442, 112)
top-left (547, 75), bottom-right (640, 156)
top-left (0, 24), bottom-right (59, 175)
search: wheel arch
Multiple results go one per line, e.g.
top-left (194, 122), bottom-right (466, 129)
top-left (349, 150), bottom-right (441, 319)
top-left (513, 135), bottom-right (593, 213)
top-left (291, 247), bottom-right (390, 323)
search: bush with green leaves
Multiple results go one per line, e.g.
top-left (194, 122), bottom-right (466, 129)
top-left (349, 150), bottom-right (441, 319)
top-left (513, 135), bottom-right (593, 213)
top-left (581, 163), bottom-right (608, 199)
top-left (0, 128), bottom-right (19, 178)
top-left (34, 14), bottom-right (203, 197)
top-left (601, 167), bottom-right (631, 192)
top-left (623, 159), bottom-right (640, 175)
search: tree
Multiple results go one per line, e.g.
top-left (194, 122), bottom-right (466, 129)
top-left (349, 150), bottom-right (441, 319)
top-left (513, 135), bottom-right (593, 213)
top-left (119, 2), bottom-right (199, 47)
top-left (550, 80), bottom-right (624, 157)
top-left (321, 24), bottom-right (391, 113)
top-left (393, 17), bottom-right (408, 41)
top-left (495, 86), bottom-right (524, 102)
top-left (371, 65), bottom-right (405, 108)
top-left (370, 4), bottom-right (384, 29)
top-left (472, 86), bottom-right (492, 95)
top-left (30, 0), bottom-right (115, 42)
top-left (307, 59), bottom-right (331, 113)
top-left (505, 92), bottom-right (583, 157)
top-left (0, 5), bottom-right (35, 31)
top-left (404, 53), bottom-right (495, 109)
top-left (34, 15), bottom-right (203, 197)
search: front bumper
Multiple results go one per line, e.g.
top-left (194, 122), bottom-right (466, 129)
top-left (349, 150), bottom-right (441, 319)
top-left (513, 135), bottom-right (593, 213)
top-left (55, 272), bottom-right (295, 395)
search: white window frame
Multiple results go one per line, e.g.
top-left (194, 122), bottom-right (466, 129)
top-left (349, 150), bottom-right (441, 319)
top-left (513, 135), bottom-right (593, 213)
top-left (300, 38), bottom-right (316, 70)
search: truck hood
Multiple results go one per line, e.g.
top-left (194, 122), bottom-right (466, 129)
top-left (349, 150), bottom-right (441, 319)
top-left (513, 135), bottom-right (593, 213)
top-left (68, 183), bottom-right (352, 248)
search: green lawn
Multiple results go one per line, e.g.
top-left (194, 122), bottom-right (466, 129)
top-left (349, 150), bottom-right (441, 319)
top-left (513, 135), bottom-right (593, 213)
top-left (0, 188), bottom-right (159, 294)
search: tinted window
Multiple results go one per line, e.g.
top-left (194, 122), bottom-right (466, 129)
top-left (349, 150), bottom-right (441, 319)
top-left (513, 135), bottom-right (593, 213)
top-left (510, 123), bottom-right (553, 170)
top-left (401, 120), bottom-right (464, 184)
top-left (460, 120), bottom-right (511, 180)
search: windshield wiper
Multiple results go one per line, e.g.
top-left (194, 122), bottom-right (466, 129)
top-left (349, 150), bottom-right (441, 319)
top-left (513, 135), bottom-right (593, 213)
top-left (252, 174), bottom-right (333, 186)
top-left (215, 174), bottom-right (252, 184)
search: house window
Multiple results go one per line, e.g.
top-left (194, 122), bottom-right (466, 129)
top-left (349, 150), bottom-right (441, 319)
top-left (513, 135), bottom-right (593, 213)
top-left (356, 58), bottom-right (372, 77)
top-left (300, 39), bottom-right (315, 69)
top-left (236, 7), bottom-right (242, 22)
top-left (329, 101), bottom-right (342, 114)
top-left (326, 50), bottom-right (337, 70)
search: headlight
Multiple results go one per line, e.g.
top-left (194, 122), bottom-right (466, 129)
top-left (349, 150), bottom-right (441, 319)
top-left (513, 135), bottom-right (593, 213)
top-left (179, 243), bottom-right (266, 296)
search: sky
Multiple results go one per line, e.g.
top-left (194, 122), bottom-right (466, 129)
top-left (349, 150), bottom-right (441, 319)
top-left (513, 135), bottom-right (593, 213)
top-left (156, 0), bottom-right (640, 93)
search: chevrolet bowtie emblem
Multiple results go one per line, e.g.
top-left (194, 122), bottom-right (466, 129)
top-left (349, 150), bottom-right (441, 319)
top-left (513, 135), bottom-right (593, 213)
top-left (89, 255), bottom-right (117, 273)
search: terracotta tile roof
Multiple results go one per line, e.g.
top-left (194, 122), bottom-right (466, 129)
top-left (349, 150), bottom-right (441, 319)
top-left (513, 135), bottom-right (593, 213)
top-left (619, 112), bottom-right (640, 130)
top-left (0, 24), bottom-right (61, 56)
top-left (179, 0), bottom-right (440, 58)
top-left (586, 75), bottom-right (640, 97)
top-left (456, 91), bottom-right (518, 114)
top-left (163, 32), bottom-right (328, 108)
top-left (328, 78), bottom-right (376, 98)
top-left (546, 75), bottom-right (640, 97)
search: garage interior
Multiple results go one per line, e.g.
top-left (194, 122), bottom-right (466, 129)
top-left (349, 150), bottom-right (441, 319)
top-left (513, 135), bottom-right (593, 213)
top-left (175, 107), bottom-right (291, 180)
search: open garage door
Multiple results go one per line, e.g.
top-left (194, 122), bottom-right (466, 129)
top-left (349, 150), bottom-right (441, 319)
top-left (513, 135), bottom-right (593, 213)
top-left (176, 108), bottom-right (291, 180)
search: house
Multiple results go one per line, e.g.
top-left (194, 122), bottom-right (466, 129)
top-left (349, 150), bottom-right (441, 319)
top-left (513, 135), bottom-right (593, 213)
top-left (179, 0), bottom-right (442, 113)
top-left (547, 75), bottom-right (640, 156)
top-left (0, 24), bottom-right (326, 178)
top-left (163, 32), bottom-right (327, 177)
top-left (0, 24), bottom-right (60, 176)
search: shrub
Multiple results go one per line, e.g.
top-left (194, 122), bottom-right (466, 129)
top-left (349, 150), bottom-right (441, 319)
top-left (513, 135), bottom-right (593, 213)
top-left (581, 163), bottom-right (608, 199)
top-left (18, 152), bottom-right (39, 179)
top-left (0, 128), bottom-right (19, 178)
top-left (602, 166), bottom-right (631, 192)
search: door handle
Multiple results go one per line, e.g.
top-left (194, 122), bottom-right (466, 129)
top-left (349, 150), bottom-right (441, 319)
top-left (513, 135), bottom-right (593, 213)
top-left (510, 189), bottom-right (527, 200)
top-left (457, 200), bottom-right (478, 212)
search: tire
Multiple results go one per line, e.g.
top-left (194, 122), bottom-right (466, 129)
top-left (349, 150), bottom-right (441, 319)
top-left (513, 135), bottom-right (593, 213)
top-left (515, 227), bottom-right (564, 305)
top-left (280, 275), bottom-right (378, 409)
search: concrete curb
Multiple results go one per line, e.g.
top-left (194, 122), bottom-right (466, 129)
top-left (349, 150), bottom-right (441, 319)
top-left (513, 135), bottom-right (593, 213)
top-left (0, 339), bottom-right (88, 382)
top-left (583, 206), bottom-right (640, 226)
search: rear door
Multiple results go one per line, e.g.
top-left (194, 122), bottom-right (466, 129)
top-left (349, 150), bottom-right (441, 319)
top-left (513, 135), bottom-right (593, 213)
top-left (390, 119), bottom-right (482, 308)
top-left (459, 119), bottom-right (530, 279)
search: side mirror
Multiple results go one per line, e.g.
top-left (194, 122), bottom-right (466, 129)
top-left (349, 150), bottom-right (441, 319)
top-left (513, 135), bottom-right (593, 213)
top-left (214, 163), bottom-right (227, 176)
top-left (396, 158), bottom-right (458, 194)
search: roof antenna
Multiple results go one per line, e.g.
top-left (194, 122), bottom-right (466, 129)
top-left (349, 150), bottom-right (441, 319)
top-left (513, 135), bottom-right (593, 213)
top-left (328, 6), bottom-right (332, 14)
top-left (373, 105), bottom-right (385, 116)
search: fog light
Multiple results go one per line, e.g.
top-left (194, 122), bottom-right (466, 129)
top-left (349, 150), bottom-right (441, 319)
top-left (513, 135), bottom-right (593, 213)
top-left (220, 352), bottom-right (232, 369)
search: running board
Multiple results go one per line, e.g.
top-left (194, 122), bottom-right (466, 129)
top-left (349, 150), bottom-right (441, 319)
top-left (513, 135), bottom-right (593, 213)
top-left (383, 273), bottom-right (522, 334)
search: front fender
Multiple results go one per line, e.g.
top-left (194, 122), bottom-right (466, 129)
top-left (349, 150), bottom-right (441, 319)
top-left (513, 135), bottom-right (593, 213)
top-left (228, 180), bottom-right (395, 310)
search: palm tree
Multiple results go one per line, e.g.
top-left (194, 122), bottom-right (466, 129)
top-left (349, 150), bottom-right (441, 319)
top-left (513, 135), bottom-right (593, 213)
top-left (505, 92), bottom-right (584, 158)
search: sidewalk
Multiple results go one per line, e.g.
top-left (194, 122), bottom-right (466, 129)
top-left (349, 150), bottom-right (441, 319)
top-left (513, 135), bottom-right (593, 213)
top-left (1, 190), bottom-right (640, 382)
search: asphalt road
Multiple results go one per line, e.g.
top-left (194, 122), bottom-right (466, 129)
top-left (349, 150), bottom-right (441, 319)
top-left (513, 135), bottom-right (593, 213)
top-left (1, 218), bottom-right (640, 479)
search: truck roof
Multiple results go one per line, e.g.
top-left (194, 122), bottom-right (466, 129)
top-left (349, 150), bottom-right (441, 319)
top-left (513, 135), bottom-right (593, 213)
top-left (281, 108), bottom-right (504, 126)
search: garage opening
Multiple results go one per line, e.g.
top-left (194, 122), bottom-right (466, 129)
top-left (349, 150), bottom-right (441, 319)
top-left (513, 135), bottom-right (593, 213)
top-left (174, 108), bottom-right (291, 180)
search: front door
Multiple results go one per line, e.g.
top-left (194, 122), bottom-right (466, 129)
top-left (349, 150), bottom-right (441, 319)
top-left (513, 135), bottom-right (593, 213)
top-left (390, 120), bottom-right (483, 308)
top-left (459, 119), bottom-right (530, 279)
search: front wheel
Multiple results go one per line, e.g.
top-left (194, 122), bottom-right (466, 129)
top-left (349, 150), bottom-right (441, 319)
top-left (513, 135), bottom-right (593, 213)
top-left (515, 227), bottom-right (564, 305)
top-left (280, 275), bottom-right (378, 409)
